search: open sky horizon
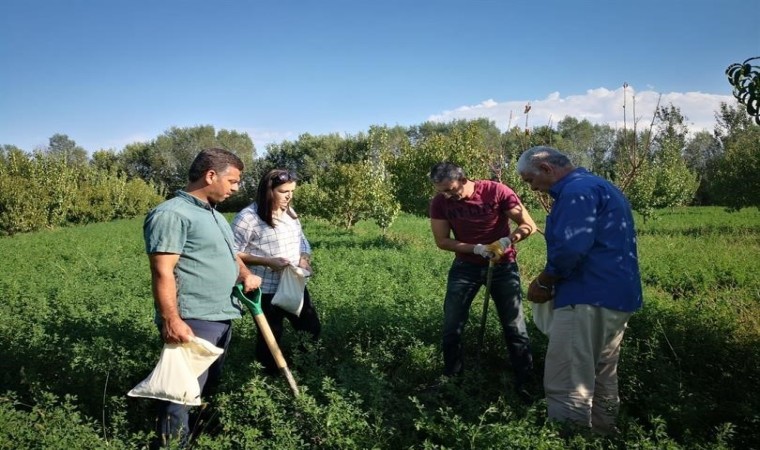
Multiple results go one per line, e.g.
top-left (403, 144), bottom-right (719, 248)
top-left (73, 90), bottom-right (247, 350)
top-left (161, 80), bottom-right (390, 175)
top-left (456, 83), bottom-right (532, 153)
top-left (1, 0), bottom-right (758, 155)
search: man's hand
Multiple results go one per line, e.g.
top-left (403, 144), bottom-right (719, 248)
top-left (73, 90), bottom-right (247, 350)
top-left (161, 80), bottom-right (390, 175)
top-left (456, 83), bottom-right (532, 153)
top-left (236, 255), bottom-right (263, 291)
top-left (240, 272), bottom-right (262, 292)
top-left (298, 261), bottom-right (313, 276)
top-left (527, 278), bottom-right (554, 303)
top-left (473, 244), bottom-right (494, 259)
top-left (162, 316), bottom-right (194, 344)
top-left (485, 237), bottom-right (512, 261)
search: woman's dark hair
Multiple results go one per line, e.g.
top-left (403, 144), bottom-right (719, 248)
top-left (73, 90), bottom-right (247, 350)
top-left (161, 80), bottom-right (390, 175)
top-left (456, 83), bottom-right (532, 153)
top-left (255, 169), bottom-right (298, 227)
top-left (188, 148), bottom-right (244, 182)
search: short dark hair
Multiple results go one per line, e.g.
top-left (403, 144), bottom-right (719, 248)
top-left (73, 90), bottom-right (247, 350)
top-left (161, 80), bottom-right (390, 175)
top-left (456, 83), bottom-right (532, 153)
top-left (188, 148), bottom-right (244, 182)
top-left (429, 162), bottom-right (466, 183)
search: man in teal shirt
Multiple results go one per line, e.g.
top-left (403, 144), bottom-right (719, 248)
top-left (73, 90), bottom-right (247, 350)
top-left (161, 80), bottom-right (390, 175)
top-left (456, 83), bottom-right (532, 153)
top-left (143, 147), bottom-right (261, 447)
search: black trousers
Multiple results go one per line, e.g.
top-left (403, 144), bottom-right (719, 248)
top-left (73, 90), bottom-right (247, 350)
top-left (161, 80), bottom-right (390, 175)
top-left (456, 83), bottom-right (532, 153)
top-left (255, 287), bottom-right (321, 372)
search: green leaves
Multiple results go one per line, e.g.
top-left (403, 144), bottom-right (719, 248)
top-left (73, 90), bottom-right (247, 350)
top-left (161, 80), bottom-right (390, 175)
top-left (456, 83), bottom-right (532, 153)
top-left (726, 56), bottom-right (760, 125)
top-left (0, 149), bottom-right (162, 235)
top-left (1, 209), bottom-right (759, 448)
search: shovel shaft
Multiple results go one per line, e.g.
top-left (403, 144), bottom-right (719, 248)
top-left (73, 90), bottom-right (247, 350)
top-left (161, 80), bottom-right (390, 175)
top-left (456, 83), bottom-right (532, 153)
top-left (254, 313), bottom-right (300, 396)
top-left (234, 286), bottom-right (300, 397)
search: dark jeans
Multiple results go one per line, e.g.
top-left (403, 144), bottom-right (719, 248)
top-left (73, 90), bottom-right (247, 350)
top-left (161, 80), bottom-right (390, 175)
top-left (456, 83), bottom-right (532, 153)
top-left (154, 319), bottom-right (232, 448)
top-left (442, 260), bottom-right (533, 383)
top-left (256, 286), bottom-right (321, 373)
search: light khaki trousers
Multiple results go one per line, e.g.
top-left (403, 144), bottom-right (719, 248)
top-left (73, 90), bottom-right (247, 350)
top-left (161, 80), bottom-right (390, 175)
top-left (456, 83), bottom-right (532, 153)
top-left (544, 304), bottom-right (632, 434)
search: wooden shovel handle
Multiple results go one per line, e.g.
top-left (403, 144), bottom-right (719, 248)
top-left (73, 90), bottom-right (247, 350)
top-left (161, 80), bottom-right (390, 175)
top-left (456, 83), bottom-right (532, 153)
top-left (254, 313), bottom-right (300, 396)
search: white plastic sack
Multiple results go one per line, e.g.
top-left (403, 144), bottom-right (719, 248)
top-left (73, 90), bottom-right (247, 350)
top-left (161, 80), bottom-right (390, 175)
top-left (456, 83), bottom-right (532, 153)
top-left (532, 300), bottom-right (554, 336)
top-left (127, 336), bottom-right (224, 405)
top-left (272, 265), bottom-right (309, 316)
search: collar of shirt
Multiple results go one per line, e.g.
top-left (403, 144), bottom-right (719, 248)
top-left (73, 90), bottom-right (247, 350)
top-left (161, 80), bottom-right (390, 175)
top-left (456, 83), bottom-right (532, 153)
top-left (175, 190), bottom-right (214, 210)
top-left (549, 167), bottom-right (589, 200)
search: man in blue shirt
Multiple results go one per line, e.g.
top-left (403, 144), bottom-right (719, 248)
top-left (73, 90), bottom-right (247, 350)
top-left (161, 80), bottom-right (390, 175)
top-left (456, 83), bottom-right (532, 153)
top-left (516, 146), bottom-right (643, 435)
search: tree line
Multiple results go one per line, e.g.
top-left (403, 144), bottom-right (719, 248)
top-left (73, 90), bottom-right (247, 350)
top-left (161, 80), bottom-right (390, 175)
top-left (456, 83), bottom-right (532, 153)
top-left (1, 101), bottom-right (758, 235)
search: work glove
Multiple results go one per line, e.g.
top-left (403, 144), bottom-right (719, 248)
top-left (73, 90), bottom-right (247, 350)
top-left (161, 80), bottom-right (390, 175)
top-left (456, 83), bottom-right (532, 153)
top-left (472, 244), bottom-right (494, 259)
top-left (485, 237), bottom-right (511, 261)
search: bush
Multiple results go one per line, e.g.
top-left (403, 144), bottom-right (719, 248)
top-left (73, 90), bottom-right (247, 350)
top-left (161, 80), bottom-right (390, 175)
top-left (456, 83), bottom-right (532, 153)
top-left (0, 151), bottom-right (162, 235)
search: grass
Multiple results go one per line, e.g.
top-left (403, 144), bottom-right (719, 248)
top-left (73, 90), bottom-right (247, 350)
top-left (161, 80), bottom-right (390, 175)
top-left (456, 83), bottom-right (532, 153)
top-left (0, 207), bottom-right (758, 449)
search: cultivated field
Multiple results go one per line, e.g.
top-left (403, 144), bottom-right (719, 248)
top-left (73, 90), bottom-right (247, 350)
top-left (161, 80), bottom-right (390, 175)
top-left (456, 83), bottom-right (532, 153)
top-left (1, 207), bottom-right (758, 449)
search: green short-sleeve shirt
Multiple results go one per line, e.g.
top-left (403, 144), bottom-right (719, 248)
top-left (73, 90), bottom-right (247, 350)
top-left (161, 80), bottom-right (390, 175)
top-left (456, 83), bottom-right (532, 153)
top-left (143, 191), bottom-right (242, 321)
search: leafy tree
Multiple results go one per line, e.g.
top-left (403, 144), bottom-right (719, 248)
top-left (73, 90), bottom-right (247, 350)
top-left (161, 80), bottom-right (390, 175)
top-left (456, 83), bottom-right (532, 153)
top-left (297, 161), bottom-right (395, 229)
top-left (528, 124), bottom-right (564, 149)
top-left (120, 125), bottom-right (255, 196)
top-left (120, 141), bottom-right (168, 187)
top-left (90, 149), bottom-right (122, 173)
top-left (390, 121), bottom-right (494, 216)
top-left (0, 145), bottom-right (25, 169)
top-left (366, 126), bottom-right (402, 232)
top-left (499, 153), bottom-right (544, 212)
top-left (557, 117), bottom-right (616, 175)
top-left (406, 118), bottom-right (500, 148)
top-left (726, 56), bottom-right (760, 125)
top-left (0, 148), bottom-right (161, 234)
top-left (710, 103), bottom-right (760, 209)
top-left (620, 156), bottom-right (657, 219)
top-left (683, 130), bottom-right (722, 173)
top-left (714, 101), bottom-right (756, 142)
top-left (683, 130), bottom-right (722, 204)
top-left (0, 147), bottom-right (49, 233)
top-left (648, 105), bottom-right (699, 207)
top-left (46, 134), bottom-right (88, 166)
top-left (288, 127), bottom-right (400, 230)
top-left (390, 133), bottom-right (447, 216)
top-left (217, 129), bottom-right (256, 166)
top-left (151, 125), bottom-right (219, 191)
top-left (263, 133), bottom-right (350, 184)
top-left (616, 105), bottom-right (698, 218)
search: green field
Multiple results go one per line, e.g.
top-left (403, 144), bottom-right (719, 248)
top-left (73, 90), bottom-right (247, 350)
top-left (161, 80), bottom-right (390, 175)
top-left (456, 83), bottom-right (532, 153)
top-left (1, 207), bottom-right (758, 449)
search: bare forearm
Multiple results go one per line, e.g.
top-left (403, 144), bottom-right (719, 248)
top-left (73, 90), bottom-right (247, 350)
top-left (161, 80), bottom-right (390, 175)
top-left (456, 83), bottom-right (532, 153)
top-left (506, 203), bottom-right (538, 244)
top-left (435, 237), bottom-right (478, 254)
top-left (236, 255), bottom-right (253, 277)
top-left (509, 222), bottom-right (535, 244)
top-left (238, 252), bottom-right (269, 266)
top-left (152, 271), bottom-right (180, 322)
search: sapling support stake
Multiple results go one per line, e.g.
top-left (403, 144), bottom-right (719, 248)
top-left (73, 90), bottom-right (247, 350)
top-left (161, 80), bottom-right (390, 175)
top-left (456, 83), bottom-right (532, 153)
top-left (476, 260), bottom-right (495, 365)
top-left (233, 285), bottom-right (300, 397)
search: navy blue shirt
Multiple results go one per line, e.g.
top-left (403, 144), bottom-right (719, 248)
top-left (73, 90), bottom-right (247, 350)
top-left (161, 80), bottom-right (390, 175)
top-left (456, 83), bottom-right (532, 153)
top-left (545, 168), bottom-right (643, 312)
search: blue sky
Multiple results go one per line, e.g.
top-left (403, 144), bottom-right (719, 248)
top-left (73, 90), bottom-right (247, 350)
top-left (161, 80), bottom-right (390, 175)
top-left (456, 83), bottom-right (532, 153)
top-left (1, 0), bottom-right (757, 154)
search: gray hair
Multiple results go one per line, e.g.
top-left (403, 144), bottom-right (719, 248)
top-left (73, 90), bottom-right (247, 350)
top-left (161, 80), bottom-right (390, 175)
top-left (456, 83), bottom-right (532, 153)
top-left (429, 162), bottom-right (466, 183)
top-left (516, 146), bottom-right (572, 175)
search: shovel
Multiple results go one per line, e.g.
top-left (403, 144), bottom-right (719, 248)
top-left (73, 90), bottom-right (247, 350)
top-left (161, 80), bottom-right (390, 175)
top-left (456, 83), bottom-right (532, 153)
top-left (233, 285), bottom-right (300, 397)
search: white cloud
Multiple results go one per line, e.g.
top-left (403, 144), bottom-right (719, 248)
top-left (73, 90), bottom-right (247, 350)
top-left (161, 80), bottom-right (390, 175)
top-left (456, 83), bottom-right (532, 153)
top-left (428, 86), bottom-right (734, 135)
